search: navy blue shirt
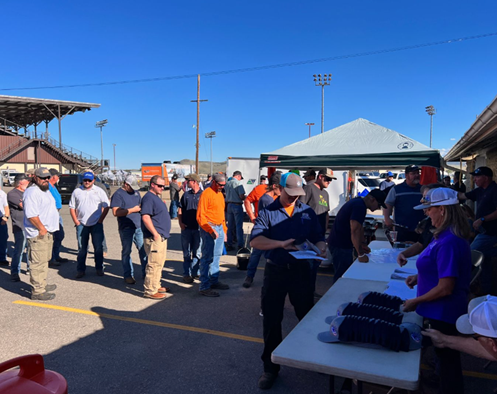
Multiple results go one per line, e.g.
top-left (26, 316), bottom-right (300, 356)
top-left (385, 181), bottom-right (424, 231)
top-left (141, 191), bottom-right (171, 238)
top-left (251, 198), bottom-right (325, 266)
top-left (111, 188), bottom-right (142, 230)
top-left (327, 197), bottom-right (367, 249)
top-left (466, 181), bottom-right (497, 236)
top-left (258, 193), bottom-right (274, 213)
top-left (179, 188), bottom-right (203, 230)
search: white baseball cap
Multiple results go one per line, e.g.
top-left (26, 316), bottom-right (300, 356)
top-left (456, 295), bottom-right (497, 338)
top-left (413, 187), bottom-right (459, 210)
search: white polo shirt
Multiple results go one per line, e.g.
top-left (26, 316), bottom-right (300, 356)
top-left (0, 190), bottom-right (8, 216)
top-left (23, 184), bottom-right (60, 238)
top-left (69, 185), bottom-right (110, 226)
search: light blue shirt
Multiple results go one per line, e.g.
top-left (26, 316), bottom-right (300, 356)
top-left (225, 178), bottom-right (245, 203)
top-left (49, 183), bottom-right (62, 210)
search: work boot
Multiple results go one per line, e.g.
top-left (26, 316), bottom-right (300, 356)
top-left (10, 273), bottom-right (20, 282)
top-left (199, 288), bottom-right (220, 297)
top-left (258, 372), bottom-right (278, 389)
top-left (124, 277), bottom-right (136, 284)
top-left (56, 258), bottom-right (69, 263)
top-left (75, 271), bottom-right (85, 279)
top-left (96, 270), bottom-right (104, 276)
top-left (49, 260), bottom-right (61, 267)
top-left (45, 284), bottom-right (57, 292)
top-left (243, 276), bottom-right (253, 288)
top-left (183, 275), bottom-right (194, 284)
top-left (31, 292), bottom-right (55, 301)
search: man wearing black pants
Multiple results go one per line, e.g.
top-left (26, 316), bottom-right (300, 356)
top-left (251, 172), bottom-right (326, 390)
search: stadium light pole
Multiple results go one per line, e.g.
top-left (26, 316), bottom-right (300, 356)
top-left (305, 122), bottom-right (315, 138)
top-left (313, 74), bottom-right (332, 134)
top-left (205, 131), bottom-right (216, 175)
top-left (425, 105), bottom-right (436, 148)
top-left (113, 143), bottom-right (116, 171)
top-left (95, 119), bottom-right (108, 172)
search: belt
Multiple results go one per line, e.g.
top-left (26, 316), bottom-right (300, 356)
top-left (227, 202), bottom-right (243, 205)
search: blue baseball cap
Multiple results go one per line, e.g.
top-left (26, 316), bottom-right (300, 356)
top-left (82, 172), bottom-right (95, 181)
top-left (387, 171), bottom-right (394, 176)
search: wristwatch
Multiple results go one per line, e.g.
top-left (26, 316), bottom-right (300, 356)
top-left (481, 217), bottom-right (485, 222)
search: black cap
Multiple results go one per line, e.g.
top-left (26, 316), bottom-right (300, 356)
top-left (172, 174), bottom-right (178, 180)
top-left (14, 174), bottom-right (28, 182)
top-left (260, 175), bottom-right (267, 180)
top-left (233, 170), bottom-right (244, 180)
top-left (405, 165), bottom-right (420, 174)
top-left (49, 168), bottom-right (60, 176)
top-left (471, 166), bottom-right (493, 177)
top-left (369, 189), bottom-right (387, 209)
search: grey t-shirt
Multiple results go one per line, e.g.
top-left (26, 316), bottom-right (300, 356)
top-left (7, 188), bottom-right (24, 233)
top-left (300, 183), bottom-right (330, 235)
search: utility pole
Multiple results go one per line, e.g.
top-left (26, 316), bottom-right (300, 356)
top-left (205, 131), bottom-right (216, 175)
top-left (425, 105), bottom-right (436, 148)
top-left (305, 122), bottom-right (315, 138)
top-left (95, 119), bottom-right (108, 173)
top-left (191, 74), bottom-right (208, 174)
top-left (313, 74), bottom-right (332, 133)
top-left (113, 143), bottom-right (116, 171)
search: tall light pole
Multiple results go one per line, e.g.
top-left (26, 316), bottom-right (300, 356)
top-left (205, 131), bottom-right (216, 175)
top-left (313, 74), bottom-right (332, 134)
top-left (95, 119), bottom-right (108, 172)
top-left (113, 143), bottom-right (116, 171)
top-left (191, 74), bottom-right (208, 174)
top-left (305, 122), bottom-right (315, 138)
top-left (425, 105), bottom-right (436, 148)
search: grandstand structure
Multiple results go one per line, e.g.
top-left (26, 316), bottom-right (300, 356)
top-left (0, 95), bottom-right (105, 173)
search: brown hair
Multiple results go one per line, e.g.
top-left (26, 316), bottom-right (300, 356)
top-left (433, 204), bottom-right (472, 240)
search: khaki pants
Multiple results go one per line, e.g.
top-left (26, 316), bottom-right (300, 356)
top-left (28, 234), bottom-right (54, 295)
top-left (143, 237), bottom-right (167, 296)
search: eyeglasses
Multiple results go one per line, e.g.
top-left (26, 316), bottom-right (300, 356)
top-left (217, 183), bottom-right (226, 187)
top-left (153, 183), bottom-right (166, 189)
top-left (83, 179), bottom-right (93, 183)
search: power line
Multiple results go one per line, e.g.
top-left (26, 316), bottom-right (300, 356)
top-left (1, 32), bottom-right (496, 92)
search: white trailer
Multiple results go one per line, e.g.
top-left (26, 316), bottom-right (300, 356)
top-left (226, 157), bottom-right (267, 196)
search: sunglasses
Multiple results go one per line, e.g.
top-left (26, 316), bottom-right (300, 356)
top-left (217, 183), bottom-right (226, 187)
top-left (153, 183), bottom-right (166, 189)
top-left (83, 179), bottom-right (93, 183)
top-left (38, 176), bottom-right (51, 180)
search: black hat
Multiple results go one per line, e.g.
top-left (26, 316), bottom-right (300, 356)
top-left (49, 168), bottom-right (60, 176)
top-left (405, 165), bottom-right (420, 174)
top-left (233, 170), bottom-right (244, 180)
top-left (14, 173), bottom-right (28, 182)
top-left (368, 189), bottom-right (387, 209)
top-left (471, 166), bottom-right (493, 177)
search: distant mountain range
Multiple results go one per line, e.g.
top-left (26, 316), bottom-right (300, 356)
top-left (179, 159), bottom-right (227, 175)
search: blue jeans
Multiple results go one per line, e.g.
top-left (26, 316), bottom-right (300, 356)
top-left (170, 200), bottom-right (179, 219)
top-left (329, 245), bottom-right (354, 283)
top-left (247, 247), bottom-right (264, 278)
top-left (199, 225), bottom-right (225, 290)
top-left (119, 227), bottom-right (147, 279)
top-left (77, 222), bottom-right (105, 272)
top-left (227, 203), bottom-right (244, 247)
top-left (471, 233), bottom-right (497, 293)
top-left (51, 219), bottom-right (65, 261)
top-left (11, 230), bottom-right (28, 275)
top-left (0, 223), bottom-right (7, 261)
top-left (77, 223), bottom-right (107, 253)
top-left (181, 228), bottom-right (201, 277)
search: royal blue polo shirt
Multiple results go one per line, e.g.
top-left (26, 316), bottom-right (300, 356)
top-left (385, 181), bottom-right (424, 231)
top-left (179, 188), bottom-right (203, 230)
top-left (251, 198), bottom-right (325, 266)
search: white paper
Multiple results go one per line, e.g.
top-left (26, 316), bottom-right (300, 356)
top-left (289, 251), bottom-right (327, 260)
top-left (383, 280), bottom-right (417, 300)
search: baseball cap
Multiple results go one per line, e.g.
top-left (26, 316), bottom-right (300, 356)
top-left (213, 173), bottom-right (226, 183)
top-left (413, 187), bottom-right (458, 210)
top-left (82, 171), bottom-right (95, 181)
top-left (125, 175), bottom-right (140, 190)
top-left (49, 168), bottom-right (60, 177)
top-left (405, 165), bottom-right (420, 174)
top-left (318, 168), bottom-right (337, 181)
top-left (14, 173), bottom-right (28, 182)
top-left (260, 175), bottom-right (267, 181)
top-left (303, 169), bottom-right (315, 178)
top-left (456, 295), bottom-right (497, 338)
top-left (368, 189), bottom-right (387, 209)
top-left (26, 168), bottom-right (35, 175)
top-left (268, 172), bottom-right (281, 186)
top-left (443, 175), bottom-right (450, 179)
top-left (280, 173), bottom-right (305, 196)
top-left (471, 166), bottom-right (493, 177)
top-left (233, 170), bottom-right (244, 180)
top-left (34, 168), bottom-right (51, 178)
top-left (172, 174), bottom-right (178, 180)
top-left (387, 171), bottom-right (394, 177)
top-left (185, 173), bottom-right (200, 182)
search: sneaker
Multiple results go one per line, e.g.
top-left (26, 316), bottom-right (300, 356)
top-left (31, 292), bottom-right (55, 301)
top-left (10, 273), bottom-right (20, 282)
top-left (210, 282), bottom-right (229, 290)
top-left (258, 372), bottom-right (278, 390)
top-left (158, 287), bottom-right (170, 293)
top-left (144, 292), bottom-right (166, 300)
top-left (56, 258), bottom-right (69, 263)
top-left (96, 270), bottom-right (104, 276)
top-left (49, 260), bottom-right (61, 267)
top-left (75, 271), bottom-right (85, 279)
top-left (45, 284), bottom-right (57, 292)
top-left (124, 277), bottom-right (136, 284)
top-left (199, 288), bottom-right (220, 297)
top-left (183, 276), bottom-right (194, 284)
top-left (242, 276), bottom-right (253, 288)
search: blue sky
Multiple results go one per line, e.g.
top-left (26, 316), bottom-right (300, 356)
top-left (2, 0), bottom-right (497, 169)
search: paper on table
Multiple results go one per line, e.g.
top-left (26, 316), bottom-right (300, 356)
top-left (395, 268), bottom-right (417, 275)
top-left (289, 251), bottom-right (327, 260)
top-left (384, 280), bottom-right (417, 300)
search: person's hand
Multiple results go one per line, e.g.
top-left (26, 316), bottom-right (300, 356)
top-left (318, 246), bottom-right (327, 258)
top-left (362, 244), bottom-right (371, 254)
top-left (131, 205), bottom-right (141, 213)
top-left (280, 238), bottom-right (297, 250)
top-left (179, 222), bottom-right (186, 231)
top-left (403, 298), bottom-right (419, 312)
top-left (250, 217), bottom-right (256, 224)
top-left (39, 228), bottom-right (48, 237)
top-left (405, 274), bottom-right (418, 289)
top-left (153, 233), bottom-right (161, 242)
top-left (384, 217), bottom-right (394, 229)
top-left (473, 219), bottom-right (483, 231)
top-left (210, 230), bottom-right (218, 239)
top-left (421, 329), bottom-right (447, 348)
top-left (358, 254), bottom-right (369, 263)
top-left (397, 252), bottom-right (408, 266)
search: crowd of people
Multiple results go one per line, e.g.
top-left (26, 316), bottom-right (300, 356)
top-left (1, 163), bottom-right (497, 392)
